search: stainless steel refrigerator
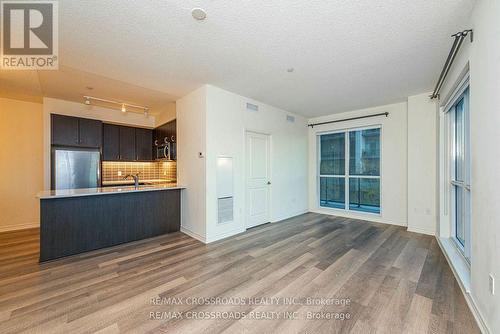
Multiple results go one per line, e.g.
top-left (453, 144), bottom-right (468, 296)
top-left (52, 148), bottom-right (101, 190)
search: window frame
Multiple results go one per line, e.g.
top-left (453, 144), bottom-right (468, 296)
top-left (317, 125), bottom-right (382, 216)
top-left (444, 78), bottom-right (471, 263)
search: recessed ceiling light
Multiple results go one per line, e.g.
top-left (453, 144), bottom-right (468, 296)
top-left (192, 8), bottom-right (207, 21)
top-left (287, 68), bottom-right (294, 73)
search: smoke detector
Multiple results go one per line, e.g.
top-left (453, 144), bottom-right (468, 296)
top-left (192, 8), bottom-right (207, 21)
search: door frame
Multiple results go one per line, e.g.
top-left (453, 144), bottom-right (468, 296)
top-left (244, 130), bottom-right (272, 229)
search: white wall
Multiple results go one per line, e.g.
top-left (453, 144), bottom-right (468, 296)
top-left (437, 1), bottom-right (500, 332)
top-left (407, 93), bottom-right (438, 235)
top-left (177, 85), bottom-right (308, 243)
top-left (205, 85), bottom-right (308, 242)
top-left (155, 102), bottom-right (176, 126)
top-left (308, 102), bottom-right (408, 226)
top-left (176, 86), bottom-right (207, 241)
top-left (0, 98), bottom-right (43, 231)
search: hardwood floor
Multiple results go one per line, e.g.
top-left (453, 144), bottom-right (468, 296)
top-left (0, 213), bottom-right (479, 334)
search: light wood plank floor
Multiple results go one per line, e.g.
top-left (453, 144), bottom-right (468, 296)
top-left (0, 213), bottom-right (479, 334)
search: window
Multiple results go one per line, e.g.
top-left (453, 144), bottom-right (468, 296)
top-left (447, 86), bottom-right (471, 261)
top-left (319, 127), bottom-right (381, 214)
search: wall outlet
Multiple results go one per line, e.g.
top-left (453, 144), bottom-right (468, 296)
top-left (489, 274), bottom-right (495, 295)
top-left (117, 171), bottom-right (122, 176)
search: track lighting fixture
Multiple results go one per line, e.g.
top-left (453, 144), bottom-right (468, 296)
top-left (83, 96), bottom-right (149, 115)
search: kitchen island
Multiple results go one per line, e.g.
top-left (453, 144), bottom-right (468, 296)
top-left (37, 184), bottom-right (184, 262)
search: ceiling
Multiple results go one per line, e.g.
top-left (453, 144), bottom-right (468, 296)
top-left (0, 66), bottom-right (176, 115)
top-left (1, 0), bottom-right (475, 117)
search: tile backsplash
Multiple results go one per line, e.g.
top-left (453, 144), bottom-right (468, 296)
top-left (102, 161), bottom-right (177, 182)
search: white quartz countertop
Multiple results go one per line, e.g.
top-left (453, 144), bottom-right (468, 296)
top-left (38, 183), bottom-right (185, 199)
top-left (102, 179), bottom-right (176, 186)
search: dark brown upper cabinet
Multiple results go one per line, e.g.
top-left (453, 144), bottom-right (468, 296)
top-left (102, 124), bottom-right (120, 161)
top-left (154, 119), bottom-right (176, 145)
top-left (102, 124), bottom-right (154, 162)
top-left (119, 126), bottom-right (136, 161)
top-left (78, 118), bottom-right (102, 148)
top-left (51, 114), bottom-right (102, 148)
top-left (135, 128), bottom-right (153, 161)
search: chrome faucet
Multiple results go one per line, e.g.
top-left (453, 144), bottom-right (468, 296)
top-left (124, 173), bottom-right (140, 188)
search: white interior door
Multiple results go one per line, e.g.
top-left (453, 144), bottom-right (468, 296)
top-left (246, 132), bottom-right (271, 228)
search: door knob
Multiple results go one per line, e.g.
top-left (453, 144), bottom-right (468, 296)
top-left (267, 181), bottom-right (271, 185)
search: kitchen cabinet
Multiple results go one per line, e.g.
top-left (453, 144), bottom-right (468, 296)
top-left (102, 124), bottom-right (154, 161)
top-left (51, 114), bottom-right (79, 146)
top-left (119, 126), bottom-right (136, 161)
top-left (135, 128), bottom-right (153, 161)
top-left (79, 118), bottom-right (102, 148)
top-left (40, 188), bottom-right (182, 262)
top-left (102, 124), bottom-right (120, 160)
top-left (154, 119), bottom-right (176, 145)
top-left (51, 114), bottom-right (102, 148)
top-left (154, 119), bottom-right (176, 160)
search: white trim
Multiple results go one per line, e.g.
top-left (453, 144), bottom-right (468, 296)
top-left (244, 130), bottom-right (272, 229)
top-left (0, 222), bottom-right (39, 233)
top-left (407, 226), bottom-right (436, 236)
top-left (316, 124), bottom-right (382, 136)
top-left (436, 237), bottom-right (490, 334)
top-left (180, 226), bottom-right (206, 243)
top-left (271, 209), bottom-right (309, 223)
top-left (445, 84), bottom-right (471, 261)
top-left (317, 125), bottom-right (382, 216)
top-left (311, 208), bottom-right (406, 227)
top-left (206, 228), bottom-right (246, 243)
top-left (443, 74), bottom-right (470, 113)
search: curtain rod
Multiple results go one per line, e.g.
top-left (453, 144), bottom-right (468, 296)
top-left (307, 112), bottom-right (389, 128)
top-left (430, 29), bottom-right (473, 100)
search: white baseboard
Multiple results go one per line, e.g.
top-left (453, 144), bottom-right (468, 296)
top-left (181, 211), bottom-right (309, 244)
top-left (205, 228), bottom-right (246, 243)
top-left (0, 222), bottom-right (39, 233)
top-left (407, 226), bottom-right (436, 236)
top-left (180, 226), bottom-right (206, 243)
top-left (436, 237), bottom-right (490, 334)
top-left (310, 208), bottom-right (407, 227)
top-left (271, 209), bottom-right (309, 223)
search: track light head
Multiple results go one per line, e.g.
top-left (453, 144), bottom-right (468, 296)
top-left (121, 104), bottom-right (126, 113)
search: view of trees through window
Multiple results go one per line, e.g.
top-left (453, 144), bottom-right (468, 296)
top-left (319, 128), bottom-right (381, 213)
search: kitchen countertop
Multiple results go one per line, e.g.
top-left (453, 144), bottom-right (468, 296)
top-left (102, 179), bottom-right (176, 186)
top-left (37, 183), bottom-right (185, 199)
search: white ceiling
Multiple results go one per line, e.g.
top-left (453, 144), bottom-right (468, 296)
top-left (4, 0), bottom-right (475, 117)
top-left (0, 66), bottom-right (176, 115)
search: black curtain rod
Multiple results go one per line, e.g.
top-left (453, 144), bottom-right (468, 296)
top-left (430, 29), bottom-right (473, 99)
top-left (308, 112), bottom-right (389, 128)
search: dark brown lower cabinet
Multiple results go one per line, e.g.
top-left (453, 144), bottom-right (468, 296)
top-left (39, 189), bottom-right (181, 262)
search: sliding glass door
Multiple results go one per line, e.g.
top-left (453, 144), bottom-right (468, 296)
top-left (448, 86), bottom-right (471, 261)
top-left (319, 127), bottom-right (381, 214)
